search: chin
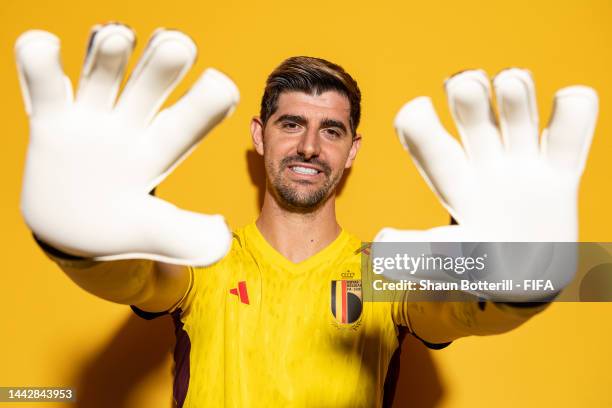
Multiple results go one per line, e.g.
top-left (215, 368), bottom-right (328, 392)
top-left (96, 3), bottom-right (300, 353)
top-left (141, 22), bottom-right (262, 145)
top-left (276, 187), bottom-right (330, 210)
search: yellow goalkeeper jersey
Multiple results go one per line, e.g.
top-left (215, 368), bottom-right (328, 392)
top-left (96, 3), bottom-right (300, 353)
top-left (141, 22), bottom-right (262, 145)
top-left (133, 222), bottom-right (444, 408)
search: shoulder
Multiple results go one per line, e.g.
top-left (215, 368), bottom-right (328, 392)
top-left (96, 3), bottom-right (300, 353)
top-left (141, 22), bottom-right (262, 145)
top-left (192, 225), bottom-right (249, 265)
top-left (341, 230), bottom-right (369, 262)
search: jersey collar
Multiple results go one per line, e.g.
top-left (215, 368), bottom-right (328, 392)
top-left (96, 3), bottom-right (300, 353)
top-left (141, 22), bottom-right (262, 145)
top-left (244, 222), bottom-right (349, 272)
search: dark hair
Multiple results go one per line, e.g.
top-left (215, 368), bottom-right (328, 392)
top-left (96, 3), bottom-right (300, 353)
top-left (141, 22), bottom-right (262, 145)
top-left (260, 56), bottom-right (361, 136)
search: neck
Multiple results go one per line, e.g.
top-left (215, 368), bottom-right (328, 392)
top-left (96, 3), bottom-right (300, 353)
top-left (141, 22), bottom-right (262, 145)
top-left (255, 187), bottom-right (341, 263)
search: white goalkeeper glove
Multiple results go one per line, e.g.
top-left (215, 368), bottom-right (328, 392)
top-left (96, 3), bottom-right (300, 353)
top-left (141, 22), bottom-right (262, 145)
top-left (374, 68), bottom-right (599, 300)
top-left (16, 23), bottom-right (239, 266)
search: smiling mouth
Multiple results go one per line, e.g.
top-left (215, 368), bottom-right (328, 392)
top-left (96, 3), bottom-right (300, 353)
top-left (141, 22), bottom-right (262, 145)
top-left (288, 165), bottom-right (322, 176)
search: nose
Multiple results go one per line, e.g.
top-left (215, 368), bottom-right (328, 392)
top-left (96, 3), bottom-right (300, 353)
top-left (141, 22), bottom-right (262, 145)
top-left (296, 127), bottom-right (321, 159)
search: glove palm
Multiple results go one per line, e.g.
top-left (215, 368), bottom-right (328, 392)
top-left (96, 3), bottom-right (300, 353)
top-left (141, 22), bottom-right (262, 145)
top-left (16, 25), bottom-right (239, 265)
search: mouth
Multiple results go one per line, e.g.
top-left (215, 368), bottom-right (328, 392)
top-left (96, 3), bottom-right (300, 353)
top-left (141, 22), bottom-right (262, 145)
top-left (287, 164), bottom-right (323, 177)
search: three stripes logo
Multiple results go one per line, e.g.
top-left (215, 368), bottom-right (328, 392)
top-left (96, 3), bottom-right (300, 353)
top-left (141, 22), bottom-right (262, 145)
top-left (331, 280), bottom-right (362, 324)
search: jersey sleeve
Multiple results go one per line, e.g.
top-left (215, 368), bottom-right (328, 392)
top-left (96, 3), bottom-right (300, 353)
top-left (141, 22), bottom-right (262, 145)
top-left (168, 266), bottom-right (196, 314)
top-left (34, 233), bottom-right (197, 322)
top-left (130, 265), bottom-right (196, 320)
top-left (389, 285), bottom-right (452, 350)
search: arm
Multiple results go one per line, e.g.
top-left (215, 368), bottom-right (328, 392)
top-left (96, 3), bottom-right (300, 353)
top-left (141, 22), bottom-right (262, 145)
top-left (399, 300), bottom-right (550, 344)
top-left (15, 24), bottom-right (239, 310)
top-left (379, 68), bottom-right (598, 343)
top-left (37, 237), bottom-right (189, 312)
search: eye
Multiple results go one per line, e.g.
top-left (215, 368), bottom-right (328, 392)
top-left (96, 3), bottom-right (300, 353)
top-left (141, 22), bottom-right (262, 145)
top-left (282, 122), bottom-right (301, 131)
top-left (324, 128), bottom-right (342, 138)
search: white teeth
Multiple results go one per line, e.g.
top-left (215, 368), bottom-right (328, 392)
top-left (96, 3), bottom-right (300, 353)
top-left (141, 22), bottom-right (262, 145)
top-left (291, 166), bottom-right (318, 175)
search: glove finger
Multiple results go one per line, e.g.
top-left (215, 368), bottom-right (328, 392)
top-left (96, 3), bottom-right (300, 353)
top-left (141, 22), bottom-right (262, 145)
top-left (394, 97), bottom-right (470, 216)
top-left (541, 86), bottom-right (599, 174)
top-left (115, 29), bottom-right (197, 128)
top-left (148, 68), bottom-right (239, 181)
top-left (15, 30), bottom-right (72, 117)
top-left (493, 68), bottom-right (539, 157)
top-left (76, 23), bottom-right (135, 110)
top-left (93, 196), bottom-right (232, 266)
top-left (445, 70), bottom-right (503, 164)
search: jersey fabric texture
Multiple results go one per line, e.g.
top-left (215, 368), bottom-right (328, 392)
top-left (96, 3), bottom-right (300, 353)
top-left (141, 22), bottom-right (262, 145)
top-left (132, 222), bottom-right (450, 408)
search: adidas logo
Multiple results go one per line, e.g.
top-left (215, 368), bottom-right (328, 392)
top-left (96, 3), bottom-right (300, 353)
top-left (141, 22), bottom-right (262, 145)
top-left (229, 281), bottom-right (249, 304)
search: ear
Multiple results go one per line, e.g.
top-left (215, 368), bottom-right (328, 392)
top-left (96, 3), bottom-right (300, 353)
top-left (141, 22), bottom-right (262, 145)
top-left (344, 134), bottom-right (362, 169)
top-left (251, 116), bottom-right (265, 156)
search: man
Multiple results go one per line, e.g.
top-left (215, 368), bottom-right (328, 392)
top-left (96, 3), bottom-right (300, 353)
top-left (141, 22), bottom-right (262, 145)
top-left (15, 23), bottom-right (598, 407)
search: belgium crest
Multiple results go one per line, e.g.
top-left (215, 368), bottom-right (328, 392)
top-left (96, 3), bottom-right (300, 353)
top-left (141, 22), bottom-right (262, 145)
top-left (331, 279), bottom-right (362, 324)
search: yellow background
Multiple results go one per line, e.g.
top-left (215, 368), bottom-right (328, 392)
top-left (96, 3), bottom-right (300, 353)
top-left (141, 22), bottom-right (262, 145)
top-left (1, 0), bottom-right (611, 406)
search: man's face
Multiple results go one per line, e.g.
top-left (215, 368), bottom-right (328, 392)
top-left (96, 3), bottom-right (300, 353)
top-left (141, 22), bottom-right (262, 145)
top-left (251, 90), bottom-right (361, 210)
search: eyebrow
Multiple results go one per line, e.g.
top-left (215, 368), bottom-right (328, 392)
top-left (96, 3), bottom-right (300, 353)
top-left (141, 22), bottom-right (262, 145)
top-left (274, 114), bottom-right (348, 134)
top-left (274, 114), bottom-right (308, 126)
top-left (320, 118), bottom-right (347, 134)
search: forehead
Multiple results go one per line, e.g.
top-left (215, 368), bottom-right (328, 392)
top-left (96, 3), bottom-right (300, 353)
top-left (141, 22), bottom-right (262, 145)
top-left (273, 91), bottom-right (351, 122)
